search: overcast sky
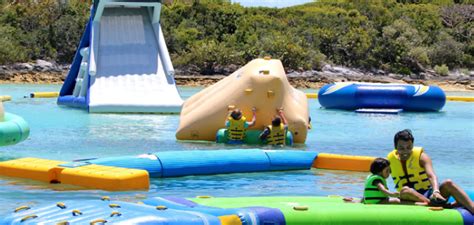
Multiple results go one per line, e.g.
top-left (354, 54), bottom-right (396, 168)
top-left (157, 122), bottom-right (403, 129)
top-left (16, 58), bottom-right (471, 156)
top-left (231, 0), bottom-right (315, 8)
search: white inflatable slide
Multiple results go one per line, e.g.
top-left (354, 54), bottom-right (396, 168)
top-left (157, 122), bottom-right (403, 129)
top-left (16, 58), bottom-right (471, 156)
top-left (59, 0), bottom-right (183, 113)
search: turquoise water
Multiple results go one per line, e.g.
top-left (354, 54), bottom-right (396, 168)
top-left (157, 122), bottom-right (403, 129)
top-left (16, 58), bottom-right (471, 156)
top-left (0, 84), bottom-right (473, 216)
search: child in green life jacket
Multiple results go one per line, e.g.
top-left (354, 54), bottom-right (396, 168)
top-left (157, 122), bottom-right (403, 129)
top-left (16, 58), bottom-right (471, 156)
top-left (363, 158), bottom-right (429, 205)
top-left (363, 158), bottom-right (401, 204)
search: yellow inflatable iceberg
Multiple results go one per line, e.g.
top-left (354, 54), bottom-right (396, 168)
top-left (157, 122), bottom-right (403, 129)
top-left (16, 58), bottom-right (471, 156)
top-left (176, 58), bottom-right (309, 144)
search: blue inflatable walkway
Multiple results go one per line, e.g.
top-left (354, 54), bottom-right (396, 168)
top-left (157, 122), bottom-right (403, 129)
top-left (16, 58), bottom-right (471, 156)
top-left (89, 149), bottom-right (318, 178)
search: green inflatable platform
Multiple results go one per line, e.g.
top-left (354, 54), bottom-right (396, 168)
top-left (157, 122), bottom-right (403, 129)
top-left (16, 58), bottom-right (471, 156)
top-left (192, 196), bottom-right (463, 225)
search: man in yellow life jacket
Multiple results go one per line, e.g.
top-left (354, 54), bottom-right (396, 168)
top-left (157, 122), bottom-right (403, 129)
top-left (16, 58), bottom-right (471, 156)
top-left (388, 129), bottom-right (474, 213)
top-left (225, 107), bottom-right (256, 144)
top-left (259, 108), bottom-right (288, 146)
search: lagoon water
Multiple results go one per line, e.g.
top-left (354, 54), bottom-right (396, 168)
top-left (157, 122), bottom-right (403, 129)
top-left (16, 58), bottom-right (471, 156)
top-left (0, 84), bottom-right (473, 216)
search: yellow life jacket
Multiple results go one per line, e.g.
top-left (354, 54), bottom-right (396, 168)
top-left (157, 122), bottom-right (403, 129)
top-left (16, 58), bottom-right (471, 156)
top-left (227, 116), bottom-right (247, 140)
top-left (387, 147), bottom-right (431, 193)
top-left (267, 124), bottom-right (286, 145)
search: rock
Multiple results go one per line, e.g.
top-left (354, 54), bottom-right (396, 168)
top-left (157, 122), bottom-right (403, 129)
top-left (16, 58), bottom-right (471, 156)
top-left (402, 77), bottom-right (413, 83)
top-left (226, 64), bottom-right (239, 74)
top-left (13, 63), bottom-right (33, 71)
top-left (36, 59), bottom-right (54, 68)
top-left (388, 73), bottom-right (403, 80)
top-left (456, 76), bottom-right (471, 85)
top-left (321, 64), bottom-right (332, 72)
top-left (34, 59), bottom-right (56, 72)
top-left (418, 73), bottom-right (428, 80)
top-left (409, 73), bottom-right (427, 80)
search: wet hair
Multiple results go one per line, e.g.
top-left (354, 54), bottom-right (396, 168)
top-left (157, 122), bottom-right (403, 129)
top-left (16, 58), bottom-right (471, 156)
top-left (370, 158), bottom-right (390, 175)
top-left (231, 109), bottom-right (242, 120)
top-left (394, 129), bottom-right (414, 148)
top-left (272, 116), bottom-right (281, 127)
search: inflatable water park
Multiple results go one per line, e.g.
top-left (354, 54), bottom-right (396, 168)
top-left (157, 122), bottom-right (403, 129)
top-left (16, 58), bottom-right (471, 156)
top-left (1, 0), bottom-right (473, 224)
top-left (1, 148), bottom-right (473, 224)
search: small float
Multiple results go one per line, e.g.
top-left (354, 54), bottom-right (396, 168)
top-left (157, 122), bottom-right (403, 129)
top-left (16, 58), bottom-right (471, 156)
top-left (215, 129), bottom-right (293, 145)
top-left (176, 57), bottom-right (309, 144)
top-left (0, 102), bottom-right (29, 146)
top-left (318, 82), bottom-right (446, 112)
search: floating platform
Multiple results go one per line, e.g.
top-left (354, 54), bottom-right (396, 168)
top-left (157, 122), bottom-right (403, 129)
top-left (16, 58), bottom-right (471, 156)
top-left (2, 195), bottom-right (473, 224)
top-left (0, 150), bottom-right (318, 190)
top-left (0, 158), bottom-right (149, 191)
top-left (89, 149), bottom-right (318, 178)
top-left (318, 82), bottom-right (446, 111)
top-left (0, 149), bottom-right (427, 190)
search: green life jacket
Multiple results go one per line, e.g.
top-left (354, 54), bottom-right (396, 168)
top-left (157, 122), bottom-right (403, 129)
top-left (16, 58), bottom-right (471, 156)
top-left (363, 174), bottom-right (389, 204)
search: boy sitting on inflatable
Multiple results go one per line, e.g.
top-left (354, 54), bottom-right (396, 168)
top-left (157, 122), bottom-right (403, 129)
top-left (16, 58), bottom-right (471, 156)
top-left (224, 106), bottom-right (256, 144)
top-left (259, 108), bottom-right (288, 146)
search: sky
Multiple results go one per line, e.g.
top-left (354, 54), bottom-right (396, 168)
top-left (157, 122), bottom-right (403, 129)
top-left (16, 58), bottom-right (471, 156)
top-left (231, 0), bottom-right (315, 8)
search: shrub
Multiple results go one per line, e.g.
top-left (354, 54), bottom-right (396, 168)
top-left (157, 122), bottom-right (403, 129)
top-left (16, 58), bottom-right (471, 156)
top-left (0, 25), bottom-right (27, 64)
top-left (434, 64), bottom-right (449, 76)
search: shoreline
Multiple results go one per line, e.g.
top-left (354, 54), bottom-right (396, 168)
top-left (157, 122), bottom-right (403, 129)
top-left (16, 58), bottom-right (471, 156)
top-left (1, 71), bottom-right (473, 92)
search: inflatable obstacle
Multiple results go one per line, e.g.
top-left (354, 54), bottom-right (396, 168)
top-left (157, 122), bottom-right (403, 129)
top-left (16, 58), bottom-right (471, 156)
top-left (0, 102), bottom-right (30, 146)
top-left (58, 0), bottom-right (183, 113)
top-left (176, 58), bottom-right (309, 143)
top-left (1, 199), bottom-right (227, 225)
top-left (0, 158), bottom-right (149, 191)
top-left (0, 147), bottom-right (431, 190)
top-left (2, 194), bottom-right (473, 224)
top-left (89, 149), bottom-right (317, 178)
top-left (0, 150), bottom-right (317, 190)
top-left (190, 195), bottom-right (474, 225)
top-left (318, 82), bottom-right (446, 111)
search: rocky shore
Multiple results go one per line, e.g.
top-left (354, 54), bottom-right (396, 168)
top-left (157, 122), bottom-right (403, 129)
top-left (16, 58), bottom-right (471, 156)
top-left (1, 60), bottom-right (473, 91)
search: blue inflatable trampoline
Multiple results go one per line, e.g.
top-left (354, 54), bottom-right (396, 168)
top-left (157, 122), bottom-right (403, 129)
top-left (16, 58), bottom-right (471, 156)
top-left (318, 82), bottom-right (446, 111)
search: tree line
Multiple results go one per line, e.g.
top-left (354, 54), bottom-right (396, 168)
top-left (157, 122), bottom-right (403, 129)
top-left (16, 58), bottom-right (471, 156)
top-left (0, 0), bottom-right (472, 75)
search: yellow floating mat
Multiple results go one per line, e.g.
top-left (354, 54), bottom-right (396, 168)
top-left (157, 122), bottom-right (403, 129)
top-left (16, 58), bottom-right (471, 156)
top-left (0, 95), bottom-right (12, 102)
top-left (0, 157), bottom-right (149, 191)
top-left (446, 96), bottom-right (474, 102)
top-left (29, 92), bottom-right (59, 98)
top-left (312, 153), bottom-right (375, 172)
